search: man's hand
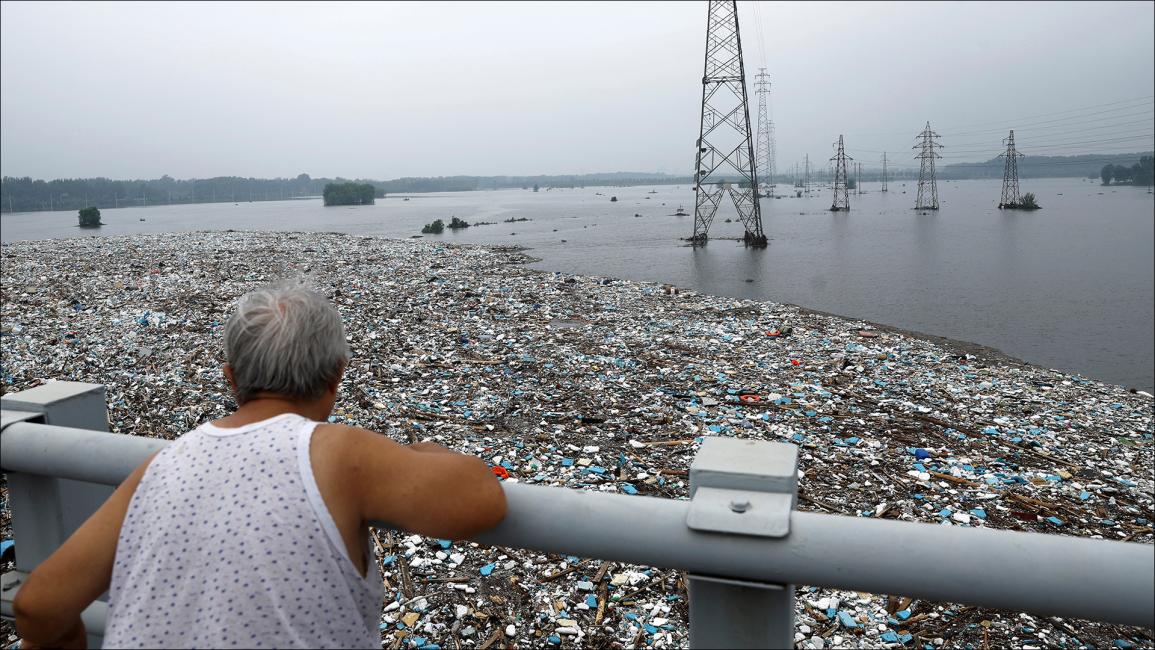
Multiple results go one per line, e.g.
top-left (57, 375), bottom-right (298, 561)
top-left (20, 620), bottom-right (87, 649)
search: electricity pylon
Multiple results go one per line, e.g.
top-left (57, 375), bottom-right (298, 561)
top-left (881, 152), bottom-right (888, 192)
top-left (691, 0), bottom-right (765, 246)
top-left (998, 129), bottom-right (1024, 208)
top-left (804, 154), bottom-right (810, 195)
top-left (830, 135), bottom-right (851, 211)
top-left (913, 121), bottom-right (942, 210)
top-left (754, 68), bottom-right (773, 194)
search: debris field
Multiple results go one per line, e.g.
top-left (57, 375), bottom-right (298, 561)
top-left (1, 231), bottom-right (1152, 649)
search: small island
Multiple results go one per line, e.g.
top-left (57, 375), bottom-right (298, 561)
top-left (322, 182), bottom-right (376, 206)
top-left (78, 206), bottom-right (104, 228)
top-left (999, 192), bottom-right (1041, 211)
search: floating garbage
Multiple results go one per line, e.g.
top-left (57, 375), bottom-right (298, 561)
top-left (0, 231), bottom-right (1150, 649)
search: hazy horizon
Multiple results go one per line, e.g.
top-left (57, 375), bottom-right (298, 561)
top-left (2, 1), bottom-right (1153, 181)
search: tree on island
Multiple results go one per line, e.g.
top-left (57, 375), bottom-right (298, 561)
top-left (1101, 157), bottom-right (1154, 186)
top-left (448, 217), bottom-right (470, 229)
top-left (78, 206), bottom-right (102, 228)
top-left (322, 182), bottom-right (376, 206)
top-left (421, 219), bottom-right (445, 234)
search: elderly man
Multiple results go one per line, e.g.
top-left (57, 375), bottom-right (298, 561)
top-left (14, 282), bottom-right (507, 649)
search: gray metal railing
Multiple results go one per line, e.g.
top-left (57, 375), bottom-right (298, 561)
top-left (2, 382), bottom-right (1153, 648)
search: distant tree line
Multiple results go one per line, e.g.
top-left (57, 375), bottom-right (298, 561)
top-left (6, 154), bottom-right (1149, 214)
top-left (0, 171), bottom-right (693, 213)
top-left (939, 152), bottom-right (1153, 181)
top-left (0, 173), bottom-right (386, 213)
top-left (1100, 156), bottom-right (1154, 186)
top-left (322, 182), bottom-right (376, 206)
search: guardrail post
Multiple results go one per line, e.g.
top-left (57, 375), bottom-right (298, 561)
top-left (1, 381), bottom-right (112, 648)
top-left (686, 437), bottom-right (798, 649)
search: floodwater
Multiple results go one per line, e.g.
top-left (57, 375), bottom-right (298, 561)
top-left (2, 177), bottom-right (1152, 391)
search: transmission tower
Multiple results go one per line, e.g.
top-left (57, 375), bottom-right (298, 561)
top-left (913, 121), bottom-right (942, 210)
top-left (691, 0), bottom-right (765, 246)
top-left (881, 152), bottom-right (888, 192)
top-left (804, 154), bottom-right (810, 195)
top-left (768, 119), bottom-right (777, 189)
top-left (754, 68), bottom-right (773, 195)
top-left (830, 135), bottom-right (851, 211)
top-left (998, 129), bottom-right (1024, 208)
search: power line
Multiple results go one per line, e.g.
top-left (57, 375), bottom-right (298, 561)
top-left (941, 96), bottom-right (1154, 132)
top-left (848, 97), bottom-right (1154, 139)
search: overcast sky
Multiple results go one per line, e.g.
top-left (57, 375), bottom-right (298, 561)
top-left (2, 1), bottom-right (1152, 180)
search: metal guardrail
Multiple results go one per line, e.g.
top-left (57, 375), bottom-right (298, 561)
top-left (2, 382), bottom-right (1153, 648)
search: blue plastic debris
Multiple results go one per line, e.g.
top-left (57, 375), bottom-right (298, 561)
top-left (585, 594), bottom-right (598, 608)
top-left (1079, 491), bottom-right (1091, 501)
top-left (381, 554), bottom-right (397, 566)
top-left (1046, 516), bottom-right (1064, 526)
top-left (437, 539), bottom-right (452, 549)
top-left (913, 448), bottom-right (931, 460)
top-left (969, 508), bottom-right (987, 519)
top-left (896, 609), bottom-right (912, 620)
top-left (938, 508), bottom-right (953, 518)
top-left (899, 632), bottom-right (913, 644)
top-left (644, 624), bottom-right (659, 634)
top-left (837, 611), bottom-right (859, 628)
top-left (1114, 640), bottom-right (1134, 649)
top-left (0, 539), bottom-right (13, 560)
top-left (480, 563), bottom-right (496, 576)
top-left (547, 635), bottom-right (562, 645)
top-left (621, 483), bottom-right (638, 495)
top-left (881, 631), bottom-right (900, 643)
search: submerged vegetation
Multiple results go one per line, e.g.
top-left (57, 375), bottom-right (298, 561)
top-left (1001, 192), bottom-right (1041, 210)
top-left (78, 206), bottom-right (102, 227)
top-left (322, 182), bottom-right (376, 206)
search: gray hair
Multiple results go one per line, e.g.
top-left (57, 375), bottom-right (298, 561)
top-left (223, 281), bottom-right (350, 405)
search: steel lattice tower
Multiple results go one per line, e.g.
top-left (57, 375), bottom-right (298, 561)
top-left (913, 121), bottom-right (942, 210)
top-left (768, 119), bottom-right (777, 189)
top-left (691, 0), bottom-right (765, 247)
top-left (804, 154), bottom-right (810, 195)
top-left (830, 135), bottom-right (851, 211)
top-left (881, 152), bottom-right (888, 192)
top-left (998, 129), bottom-right (1024, 208)
top-left (754, 68), bottom-right (773, 194)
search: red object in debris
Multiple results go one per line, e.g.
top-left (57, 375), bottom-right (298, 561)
top-left (739, 394), bottom-right (761, 403)
top-left (790, 359), bottom-right (801, 366)
top-left (491, 466), bottom-right (510, 480)
top-left (766, 329), bottom-right (782, 337)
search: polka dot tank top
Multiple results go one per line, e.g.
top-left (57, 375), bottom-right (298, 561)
top-left (104, 413), bottom-right (384, 649)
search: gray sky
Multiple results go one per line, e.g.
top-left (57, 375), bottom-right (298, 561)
top-left (2, 1), bottom-right (1152, 180)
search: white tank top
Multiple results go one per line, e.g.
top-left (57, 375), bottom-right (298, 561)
top-left (104, 413), bottom-right (384, 649)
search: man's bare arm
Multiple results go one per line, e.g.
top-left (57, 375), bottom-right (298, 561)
top-left (14, 453), bottom-right (157, 648)
top-left (335, 426), bottom-right (507, 539)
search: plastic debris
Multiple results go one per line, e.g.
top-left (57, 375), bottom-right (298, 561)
top-left (0, 231), bottom-right (1150, 650)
